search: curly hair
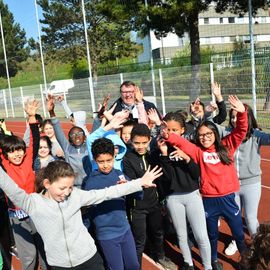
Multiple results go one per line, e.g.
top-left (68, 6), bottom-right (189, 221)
top-left (240, 222), bottom-right (270, 270)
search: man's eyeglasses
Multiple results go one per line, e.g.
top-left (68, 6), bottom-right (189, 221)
top-left (70, 131), bottom-right (84, 139)
top-left (198, 131), bottom-right (214, 139)
top-left (121, 91), bottom-right (134, 95)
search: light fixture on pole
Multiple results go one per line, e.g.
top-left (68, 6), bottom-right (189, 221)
top-left (34, 0), bottom-right (47, 95)
top-left (81, 0), bottom-right (96, 114)
top-left (0, 11), bottom-right (15, 117)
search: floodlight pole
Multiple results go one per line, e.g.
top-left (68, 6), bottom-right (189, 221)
top-left (35, 0), bottom-right (47, 92)
top-left (0, 12), bottom-right (15, 117)
top-left (248, 0), bottom-right (257, 118)
top-left (81, 0), bottom-right (96, 114)
top-left (144, 0), bottom-right (156, 97)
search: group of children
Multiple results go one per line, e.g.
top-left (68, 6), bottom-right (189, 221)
top-left (0, 80), bottom-right (269, 270)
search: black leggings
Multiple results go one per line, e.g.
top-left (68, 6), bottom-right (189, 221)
top-left (51, 252), bottom-right (104, 270)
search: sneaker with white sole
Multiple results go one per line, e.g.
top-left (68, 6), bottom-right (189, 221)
top-left (225, 240), bottom-right (238, 256)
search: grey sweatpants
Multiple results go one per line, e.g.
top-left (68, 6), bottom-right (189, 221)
top-left (9, 216), bottom-right (49, 270)
top-left (166, 190), bottom-right (212, 270)
top-left (235, 181), bottom-right (261, 236)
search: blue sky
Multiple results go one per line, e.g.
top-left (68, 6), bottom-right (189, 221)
top-left (3, 0), bottom-right (43, 40)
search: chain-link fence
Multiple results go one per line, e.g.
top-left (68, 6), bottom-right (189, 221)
top-left (1, 57), bottom-right (270, 129)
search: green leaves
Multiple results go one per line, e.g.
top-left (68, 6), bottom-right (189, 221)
top-left (0, 1), bottom-right (28, 77)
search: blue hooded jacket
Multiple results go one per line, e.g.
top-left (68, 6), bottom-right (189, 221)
top-left (86, 127), bottom-right (126, 171)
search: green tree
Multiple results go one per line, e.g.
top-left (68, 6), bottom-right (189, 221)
top-left (102, 0), bottom-right (266, 98)
top-left (0, 1), bottom-right (29, 77)
top-left (37, 0), bottom-right (140, 78)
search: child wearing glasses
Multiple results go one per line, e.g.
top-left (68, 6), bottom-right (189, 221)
top-left (157, 111), bottom-right (211, 270)
top-left (162, 96), bottom-right (248, 270)
top-left (47, 95), bottom-right (90, 188)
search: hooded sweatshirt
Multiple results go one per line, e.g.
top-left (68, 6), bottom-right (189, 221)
top-left (166, 110), bottom-right (248, 197)
top-left (0, 166), bottom-right (142, 268)
top-left (86, 126), bottom-right (126, 171)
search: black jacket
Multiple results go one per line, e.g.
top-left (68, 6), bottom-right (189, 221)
top-left (157, 145), bottom-right (200, 198)
top-left (112, 98), bottom-right (160, 121)
top-left (123, 150), bottom-right (160, 210)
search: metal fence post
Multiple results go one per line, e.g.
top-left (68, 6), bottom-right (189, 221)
top-left (40, 84), bottom-right (47, 118)
top-left (3, 89), bottom-right (8, 118)
top-left (20, 86), bottom-right (26, 118)
top-left (158, 68), bottom-right (166, 116)
top-left (120, 73), bottom-right (123, 84)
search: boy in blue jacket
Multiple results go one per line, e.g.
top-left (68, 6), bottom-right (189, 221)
top-left (83, 138), bottom-right (139, 270)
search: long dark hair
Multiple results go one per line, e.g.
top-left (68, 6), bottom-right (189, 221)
top-left (240, 221), bottom-right (270, 269)
top-left (229, 104), bottom-right (259, 142)
top-left (195, 121), bottom-right (232, 165)
top-left (39, 135), bottom-right (53, 156)
top-left (35, 160), bottom-right (75, 193)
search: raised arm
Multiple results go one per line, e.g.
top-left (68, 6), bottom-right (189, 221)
top-left (46, 95), bottom-right (69, 150)
top-left (211, 82), bottom-right (227, 124)
top-left (79, 166), bottom-right (162, 206)
top-left (24, 99), bottom-right (40, 165)
top-left (0, 167), bottom-right (33, 213)
top-left (223, 95), bottom-right (248, 151)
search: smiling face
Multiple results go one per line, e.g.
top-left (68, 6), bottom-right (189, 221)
top-left (165, 120), bottom-right (185, 137)
top-left (197, 125), bottom-right (215, 149)
top-left (44, 176), bottom-right (74, 202)
top-left (7, 149), bottom-right (26, 165)
top-left (43, 123), bottom-right (55, 139)
top-left (95, 153), bottom-right (114, 174)
top-left (120, 85), bottom-right (135, 106)
top-left (69, 127), bottom-right (85, 147)
top-left (230, 110), bottom-right (237, 128)
top-left (38, 139), bottom-right (51, 159)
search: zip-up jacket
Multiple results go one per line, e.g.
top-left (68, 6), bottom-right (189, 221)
top-left (166, 110), bottom-right (248, 197)
top-left (51, 118), bottom-right (91, 187)
top-left (0, 166), bottom-right (143, 268)
top-left (123, 150), bottom-right (159, 209)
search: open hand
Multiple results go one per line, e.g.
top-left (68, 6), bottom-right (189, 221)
top-left (228, 95), bottom-right (245, 113)
top-left (140, 166), bottom-right (163, 188)
top-left (147, 108), bottom-right (161, 125)
top-left (134, 86), bottom-right (143, 103)
top-left (24, 99), bottom-right (40, 116)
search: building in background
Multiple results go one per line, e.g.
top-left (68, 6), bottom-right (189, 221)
top-left (137, 5), bottom-right (270, 63)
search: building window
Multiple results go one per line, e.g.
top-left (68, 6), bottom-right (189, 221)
top-left (237, 17), bottom-right (244, 23)
top-left (261, 17), bottom-right (267, 23)
top-left (228, 17), bottom-right (235, 23)
top-left (219, 18), bottom-right (223, 24)
top-left (204, 18), bottom-right (209, 24)
top-left (230, 36), bottom-right (236, 42)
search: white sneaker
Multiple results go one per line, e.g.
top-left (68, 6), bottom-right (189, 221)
top-left (225, 240), bottom-right (238, 256)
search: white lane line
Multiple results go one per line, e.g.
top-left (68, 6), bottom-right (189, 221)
top-left (262, 185), bottom-right (270, 190)
top-left (262, 158), bottom-right (270, 162)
